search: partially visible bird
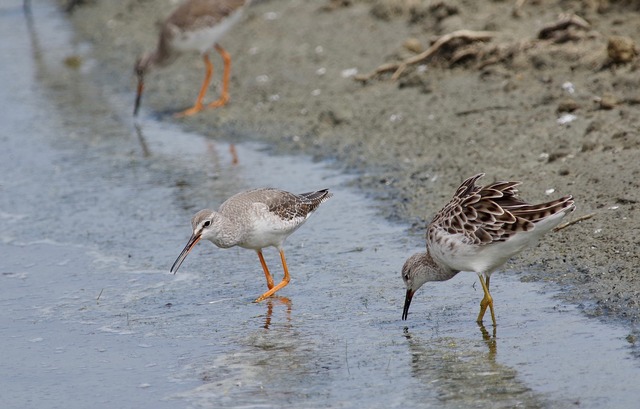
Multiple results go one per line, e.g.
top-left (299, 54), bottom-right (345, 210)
top-left (401, 173), bottom-right (575, 326)
top-left (171, 188), bottom-right (332, 302)
top-left (134, 0), bottom-right (251, 117)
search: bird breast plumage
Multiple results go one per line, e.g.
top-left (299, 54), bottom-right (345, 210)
top-left (231, 204), bottom-right (305, 250)
top-left (169, 8), bottom-right (244, 54)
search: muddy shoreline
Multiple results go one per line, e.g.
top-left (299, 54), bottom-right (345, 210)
top-left (66, 0), bottom-right (640, 327)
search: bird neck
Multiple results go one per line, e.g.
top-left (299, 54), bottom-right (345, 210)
top-left (206, 212), bottom-right (243, 249)
top-left (150, 28), bottom-right (179, 69)
top-left (423, 249), bottom-right (459, 282)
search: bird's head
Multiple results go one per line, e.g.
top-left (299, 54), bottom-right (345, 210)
top-left (170, 210), bottom-right (220, 274)
top-left (401, 252), bottom-right (433, 320)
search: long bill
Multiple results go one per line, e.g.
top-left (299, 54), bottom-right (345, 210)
top-left (133, 73), bottom-right (144, 116)
top-left (170, 233), bottom-right (201, 274)
top-left (402, 289), bottom-right (414, 320)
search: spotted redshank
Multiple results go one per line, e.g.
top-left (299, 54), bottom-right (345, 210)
top-left (134, 0), bottom-right (251, 117)
top-left (170, 188), bottom-right (332, 302)
top-left (401, 173), bottom-right (575, 326)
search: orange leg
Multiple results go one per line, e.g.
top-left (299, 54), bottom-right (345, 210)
top-left (257, 250), bottom-right (275, 290)
top-left (175, 53), bottom-right (213, 117)
top-left (206, 43), bottom-right (231, 109)
top-left (255, 249), bottom-right (291, 302)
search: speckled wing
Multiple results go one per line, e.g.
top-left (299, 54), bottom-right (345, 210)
top-left (167, 0), bottom-right (249, 30)
top-left (267, 189), bottom-right (333, 222)
top-left (429, 173), bottom-right (574, 246)
top-left (219, 188), bottom-right (332, 224)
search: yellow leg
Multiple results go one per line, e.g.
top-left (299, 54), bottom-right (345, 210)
top-left (255, 249), bottom-right (291, 302)
top-left (257, 250), bottom-right (274, 290)
top-left (206, 43), bottom-right (230, 109)
top-left (175, 53), bottom-right (213, 117)
top-left (476, 274), bottom-right (497, 326)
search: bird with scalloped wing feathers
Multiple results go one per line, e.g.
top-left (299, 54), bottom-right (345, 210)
top-left (401, 173), bottom-right (575, 326)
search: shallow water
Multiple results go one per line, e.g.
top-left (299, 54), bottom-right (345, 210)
top-left (1, 2), bottom-right (639, 408)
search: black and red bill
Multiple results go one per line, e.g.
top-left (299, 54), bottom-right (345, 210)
top-left (170, 233), bottom-right (201, 274)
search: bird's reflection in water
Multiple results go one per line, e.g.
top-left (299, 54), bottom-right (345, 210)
top-left (132, 122), bottom-right (239, 166)
top-left (229, 143), bottom-right (239, 165)
top-left (401, 325), bottom-right (543, 406)
top-left (478, 322), bottom-right (497, 359)
top-left (206, 140), bottom-right (240, 166)
top-left (263, 296), bottom-right (291, 330)
top-left (133, 123), bottom-right (151, 158)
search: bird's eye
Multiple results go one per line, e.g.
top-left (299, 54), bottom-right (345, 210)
top-left (203, 220), bottom-right (211, 228)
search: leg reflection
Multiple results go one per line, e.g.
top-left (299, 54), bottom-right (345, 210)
top-left (477, 322), bottom-right (497, 359)
top-left (230, 144), bottom-right (239, 165)
top-left (263, 295), bottom-right (291, 330)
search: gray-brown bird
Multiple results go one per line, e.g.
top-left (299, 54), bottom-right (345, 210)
top-left (171, 188), bottom-right (332, 302)
top-left (134, 0), bottom-right (251, 116)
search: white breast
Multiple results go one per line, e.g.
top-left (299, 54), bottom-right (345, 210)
top-left (172, 9), bottom-right (244, 54)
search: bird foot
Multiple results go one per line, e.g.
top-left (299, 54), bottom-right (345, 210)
top-left (174, 103), bottom-right (204, 118)
top-left (206, 96), bottom-right (229, 110)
